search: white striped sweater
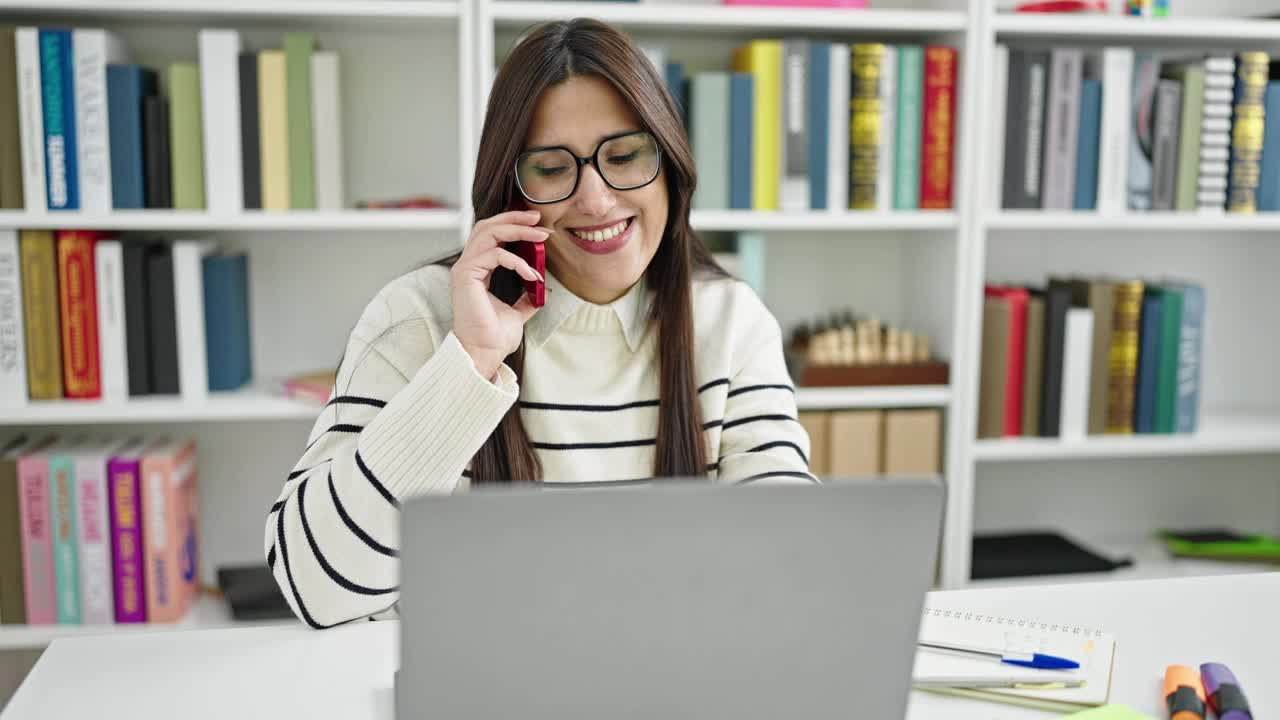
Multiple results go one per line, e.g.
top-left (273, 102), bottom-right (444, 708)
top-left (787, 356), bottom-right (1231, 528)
top-left (265, 264), bottom-right (817, 628)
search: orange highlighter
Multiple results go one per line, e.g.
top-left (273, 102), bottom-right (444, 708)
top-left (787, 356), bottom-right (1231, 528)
top-left (1164, 665), bottom-right (1207, 720)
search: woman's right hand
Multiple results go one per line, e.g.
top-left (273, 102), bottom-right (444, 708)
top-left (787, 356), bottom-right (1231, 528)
top-left (451, 209), bottom-right (550, 381)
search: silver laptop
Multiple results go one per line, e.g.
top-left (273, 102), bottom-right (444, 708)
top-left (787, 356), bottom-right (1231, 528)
top-left (397, 478), bottom-right (944, 719)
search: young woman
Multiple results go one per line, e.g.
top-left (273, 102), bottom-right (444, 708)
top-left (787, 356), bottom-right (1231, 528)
top-left (265, 19), bottom-right (816, 629)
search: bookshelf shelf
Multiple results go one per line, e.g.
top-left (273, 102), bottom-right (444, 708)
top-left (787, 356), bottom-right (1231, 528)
top-left (992, 13), bottom-right (1280, 43)
top-left (1, 388), bottom-right (320, 425)
top-left (0, 210), bottom-right (464, 232)
top-left (691, 210), bottom-right (958, 232)
top-left (795, 385), bottom-right (950, 411)
top-left (0, 0), bottom-right (461, 23)
top-left (490, 2), bottom-right (966, 34)
top-left (0, 593), bottom-right (288, 651)
top-left (985, 211), bottom-right (1280, 232)
top-left (972, 411), bottom-right (1280, 462)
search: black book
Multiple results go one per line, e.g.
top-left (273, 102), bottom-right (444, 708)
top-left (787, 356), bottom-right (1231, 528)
top-left (239, 53), bottom-right (262, 210)
top-left (971, 531), bottom-right (1132, 580)
top-left (143, 95), bottom-right (172, 209)
top-left (122, 241), bottom-right (153, 396)
top-left (1039, 284), bottom-right (1072, 437)
top-left (146, 244), bottom-right (180, 394)
top-left (1002, 50), bottom-right (1050, 209)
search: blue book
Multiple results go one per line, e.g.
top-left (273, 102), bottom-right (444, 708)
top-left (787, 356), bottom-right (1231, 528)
top-left (1257, 81), bottom-right (1280, 211)
top-left (48, 449), bottom-right (80, 624)
top-left (203, 252), bottom-right (253, 392)
top-left (1134, 291), bottom-right (1163, 434)
top-left (807, 43), bottom-right (830, 210)
top-left (107, 65), bottom-right (158, 210)
top-left (729, 73), bottom-right (753, 210)
top-left (1073, 78), bottom-right (1102, 210)
top-left (39, 29), bottom-right (78, 211)
top-left (1176, 284), bottom-right (1205, 433)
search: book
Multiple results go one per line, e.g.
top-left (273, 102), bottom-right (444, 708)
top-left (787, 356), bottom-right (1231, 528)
top-left (48, 439), bottom-right (82, 624)
top-left (732, 41), bottom-right (781, 210)
top-left (1199, 56), bottom-right (1235, 211)
top-left (915, 605), bottom-right (1117, 710)
top-left (19, 229), bottom-right (62, 400)
top-left (1074, 77), bottom-right (1101, 210)
top-left (1, 437), bottom-right (49, 625)
top-left (1134, 290), bottom-right (1162, 433)
top-left (122, 241), bottom-right (152, 396)
top-left (1127, 53), bottom-right (1158, 210)
top-left (691, 73), bottom-right (731, 210)
top-left (169, 63), bottom-right (205, 210)
top-left (1175, 283), bottom-right (1204, 433)
top-left (0, 228), bottom-right (28, 408)
top-left (826, 45), bottom-right (849, 213)
top-left (279, 369), bottom-right (337, 405)
top-left (141, 438), bottom-right (200, 623)
top-left (239, 53), bottom-right (262, 210)
top-left (1106, 280), bottom-right (1144, 434)
top-left (1097, 48), bottom-right (1133, 214)
top-left (875, 45), bottom-right (897, 212)
top-left (883, 409), bottom-right (941, 475)
top-left (986, 286), bottom-right (1029, 436)
top-left (1150, 78), bottom-right (1182, 211)
top-left (108, 439), bottom-right (150, 624)
top-left (1002, 49), bottom-right (1048, 209)
top-left (1259, 78), bottom-right (1280, 211)
top-left (990, 45), bottom-right (1009, 211)
top-left (74, 438), bottom-right (123, 624)
top-left (146, 243), bottom-right (180, 394)
top-left (781, 39), bottom-right (809, 212)
top-left (1227, 52), bottom-right (1269, 212)
top-left (199, 30), bottom-right (244, 214)
top-left (57, 230), bottom-right (103, 399)
top-left (0, 26), bottom-right (22, 209)
top-left (1169, 64), bottom-right (1205, 211)
top-left (1153, 285), bottom-right (1183, 434)
top-left (16, 27), bottom-right (46, 211)
top-left (311, 50), bottom-right (344, 211)
top-left (729, 72), bottom-right (753, 211)
top-left (106, 65), bottom-right (158, 210)
top-left (143, 95), bottom-right (172, 209)
top-left (1060, 308), bottom-right (1094, 441)
top-left (258, 50), bottom-right (290, 211)
top-left (807, 43), bottom-right (829, 211)
top-left (173, 239), bottom-right (219, 400)
top-left (849, 43), bottom-right (884, 210)
top-left (284, 32), bottom-right (317, 210)
top-left (18, 439), bottom-right (64, 624)
top-left (919, 46), bottom-right (956, 209)
top-left (1039, 284), bottom-right (1071, 437)
top-left (978, 295), bottom-right (1011, 439)
top-left (1043, 48), bottom-right (1083, 210)
top-left (73, 29), bottom-right (128, 213)
top-left (203, 252), bottom-right (253, 391)
top-left (39, 29), bottom-right (78, 211)
top-left (1021, 295), bottom-right (1045, 437)
top-left (894, 45), bottom-right (923, 210)
top-left (95, 238), bottom-right (128, 402)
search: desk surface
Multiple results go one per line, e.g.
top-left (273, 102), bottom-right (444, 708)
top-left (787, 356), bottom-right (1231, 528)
top-left (5, 573), bottom-right (1276, 719)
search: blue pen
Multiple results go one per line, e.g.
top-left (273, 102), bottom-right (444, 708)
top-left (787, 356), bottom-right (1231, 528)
top-left (917, 640), bottom-right (1080, 670)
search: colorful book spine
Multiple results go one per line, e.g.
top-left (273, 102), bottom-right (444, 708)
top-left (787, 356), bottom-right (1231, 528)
top-left (732, 41), bottom-right (781, 211)
top-left (19, 229), bottom-right (62, 400)
top-left (48, 446), bottom-right (80, 624)
top-left (75, 442), bottom-right (118, 624)
top-left (1, 438), bottom-right (42, 625)
top-left (15, 27), bottom-right (46, 211)
top-left (17, 449), bottom-right (57, 624)
top-left (1127, 53), bottom-right (1158, 211)
top-left (169, 63), bottom-right (205, 210)
top-left (780, 39), bottom-right (809, 212)
top-left (894, 45), bottom-right (923, 210)
top-left (1173, 65), bottom-right (1205, 212)
top-left (199, 30), bottom-right (244, 214)
top-left (1106, 280), bottom-right (1144, 434)
top-left (849, 43), bottom-right (884, 210)
top-left (920, 46), bottom-right (957, 209)
top-left (985, 285), bottom-right (1029, 436)
top-left (73, 29), bottom-right (128, 213)
top-left (106, 65), bottom-right (157, 210)
top-left (1074, 77), bottom-right (1102, 210)
top-left (1259, 79), bottom-right (1280, 211)
top-left (258, 50), bottom-right (290, 212)
top-left (141, 439), bottom-right (200, 623)
top-left (1227, 52), bottom-right (1269, 212)
top-left (1134, 291), bottom-right (1163, 433)
top-left (1176, 284), bottom-right (1204, 433)
top-left (56, 230), bottom-right (101, 399)
top-left (691, 73), bottom-right (731, 210)
top-left (875, 45), bottom-right (897, 212)
top-left (729, 73), bottom-right (753, 211)
top-left (284, 32), bottom-right (316, 210)
top-left (807, 43), bottom-right (829, 211)
top-left (0, 27), bottom-right (22, 210)
top-left (38, 29), bottom-right (77, 211)
top-left (1154, 285), bottom-right (1183, 434)
top-left (108, 442), bottom-right (147, 623)
top-left (1042, 48), bottom-right (1083, 210)
top-left (0, 229), bottom-right (27, 408)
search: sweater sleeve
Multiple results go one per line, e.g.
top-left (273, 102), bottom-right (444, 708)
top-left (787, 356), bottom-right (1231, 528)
top-left (715, 288), bottom-right (819, 486)
top-left (264, 281), bottom-right (519, 629)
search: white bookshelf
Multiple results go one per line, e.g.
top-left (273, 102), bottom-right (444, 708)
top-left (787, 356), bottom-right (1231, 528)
top-left (0, 389), bottom-right (321, 425)
top-left (993, 12), bottom-right (1280, 43)
top-left (4, 0), bottom-right (462, 23)
top-left (986, 210), bottom-right (1280, 232)
top-left (691, 210), bottom-right (958, 232)
top-left (796, 385), bottom-right (951, 411)
top-left (0, 210), bottom-right (463, 232)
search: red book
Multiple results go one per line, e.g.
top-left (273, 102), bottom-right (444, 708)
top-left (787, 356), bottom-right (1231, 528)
top-left (985, 285), bottom-right (1029, 436)
top-left (56, 230), bottom-right (103, 399)
top-left (920, 46), bottom-right (958, 210)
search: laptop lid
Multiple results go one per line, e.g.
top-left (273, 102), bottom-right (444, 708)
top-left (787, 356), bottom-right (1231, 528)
top-left (398, 478), bottom-right (944, 719)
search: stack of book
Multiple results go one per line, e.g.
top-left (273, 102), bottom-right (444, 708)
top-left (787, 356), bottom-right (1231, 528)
top-left (0, 437), bottom-right (200, 627)
top-left (0, 229), bottom-right (252, 406)
top-left (649, 41), bottom-right (959, 212)
top-left (0, 26), bottom-right (346, 213)
top-left (998, 46), bottom-right (1280, 213)
top-left (978, 279), bottom-right (1205, 440)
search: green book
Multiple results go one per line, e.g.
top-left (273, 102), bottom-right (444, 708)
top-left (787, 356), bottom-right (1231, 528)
top-left (1153, 285), bottom-right (1183, 433)
top-left (691, 73), bottom-right (730, 210)
top-left (168, 64), bottom-right (206, 210)
top-left (48, 450), bottom-right (80, 624)
top-left (284, 32), bottom-right (316, 210)
top-left (893, 45), bottom-right (923, 210)
top-left (1172, 65), bottom-right (1204, 211)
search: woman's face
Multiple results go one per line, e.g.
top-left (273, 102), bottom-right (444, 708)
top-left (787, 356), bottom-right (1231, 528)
top-left (518, 74), bottom-right (668, 305)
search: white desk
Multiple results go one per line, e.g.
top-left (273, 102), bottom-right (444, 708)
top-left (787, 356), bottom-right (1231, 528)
top-left (5, 573), bottom-right (1275, 719)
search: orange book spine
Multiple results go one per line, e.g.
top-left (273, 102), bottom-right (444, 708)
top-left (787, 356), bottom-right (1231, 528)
top-left (920, 46), bottom-right (957, 209)
top-left (56, 231), bottom-right (101, 399)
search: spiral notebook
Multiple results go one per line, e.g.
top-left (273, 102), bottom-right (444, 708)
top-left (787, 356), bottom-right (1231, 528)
top-left (912, 606), bottom-right (1118, 712)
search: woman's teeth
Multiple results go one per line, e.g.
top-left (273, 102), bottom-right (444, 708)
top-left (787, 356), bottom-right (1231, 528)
top-left (570, 218), bottom-right (629, 242)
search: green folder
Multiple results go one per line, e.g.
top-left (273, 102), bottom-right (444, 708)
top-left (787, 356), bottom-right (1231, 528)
top-left (1162, 529), bottom-right (1280, 561)
top-left (284, 32), bottom-right (316, 210)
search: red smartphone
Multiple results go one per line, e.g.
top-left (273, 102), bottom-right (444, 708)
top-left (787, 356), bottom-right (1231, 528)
top-left (510, 240), bottom-right (545, 307)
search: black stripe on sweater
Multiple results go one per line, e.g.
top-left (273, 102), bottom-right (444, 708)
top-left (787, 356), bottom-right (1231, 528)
top-left (304, 424), bottom-right (364, 452)
top-left (288, 459), bottom-right (332, 481)
top-left (735, 471), bottom-right (819, 485)
top-left (721, 414), bottom-right (797, 432)
top-left (728, 383), bottom-right (795, 398)
top-left (519, 378), bottom-right (732, 413)
top-left (297, 477), bottom-right (398, 596)
top-left (328, 470), bottom-right (399, 558)
top-left (355, 451), bottom-right (400, 509)
top-left (326, 395), bottom-right (387, 409)
top-left (698, 378), bottom-right (730, 393)
top-left (743, 440), bottom-right (809, 464)
top-left (275, 496), bottom-right (325, 630)
top-left (532, 420), bottom-right (724, 451)
top-left (270, 500), bottom-right (284, 515)
top-left (267, 545), bottom-right (276, 570)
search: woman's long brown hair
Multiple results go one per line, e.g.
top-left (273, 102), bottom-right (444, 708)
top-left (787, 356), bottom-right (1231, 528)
top-left (452, 18), bottom-right (728, 484)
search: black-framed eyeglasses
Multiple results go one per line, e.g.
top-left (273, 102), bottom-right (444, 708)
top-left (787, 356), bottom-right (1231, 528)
top-left (514, 130), bottom-right (663, 205)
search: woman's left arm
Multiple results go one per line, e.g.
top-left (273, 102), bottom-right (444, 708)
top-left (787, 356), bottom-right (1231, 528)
top-left (714, 288), bottom-right (819, 485)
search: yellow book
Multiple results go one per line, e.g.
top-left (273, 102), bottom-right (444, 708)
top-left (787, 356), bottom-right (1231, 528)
top-left (18, 230), bottom-right (61, 399)
top-left (850, 44), bottom-right (885, 210)
top-left (732, 40), bottom-right (781, 211)
top-left (1106, 280), bottom-right (1144, 434)
top-left (258, 50), bottom-right (290, 211)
